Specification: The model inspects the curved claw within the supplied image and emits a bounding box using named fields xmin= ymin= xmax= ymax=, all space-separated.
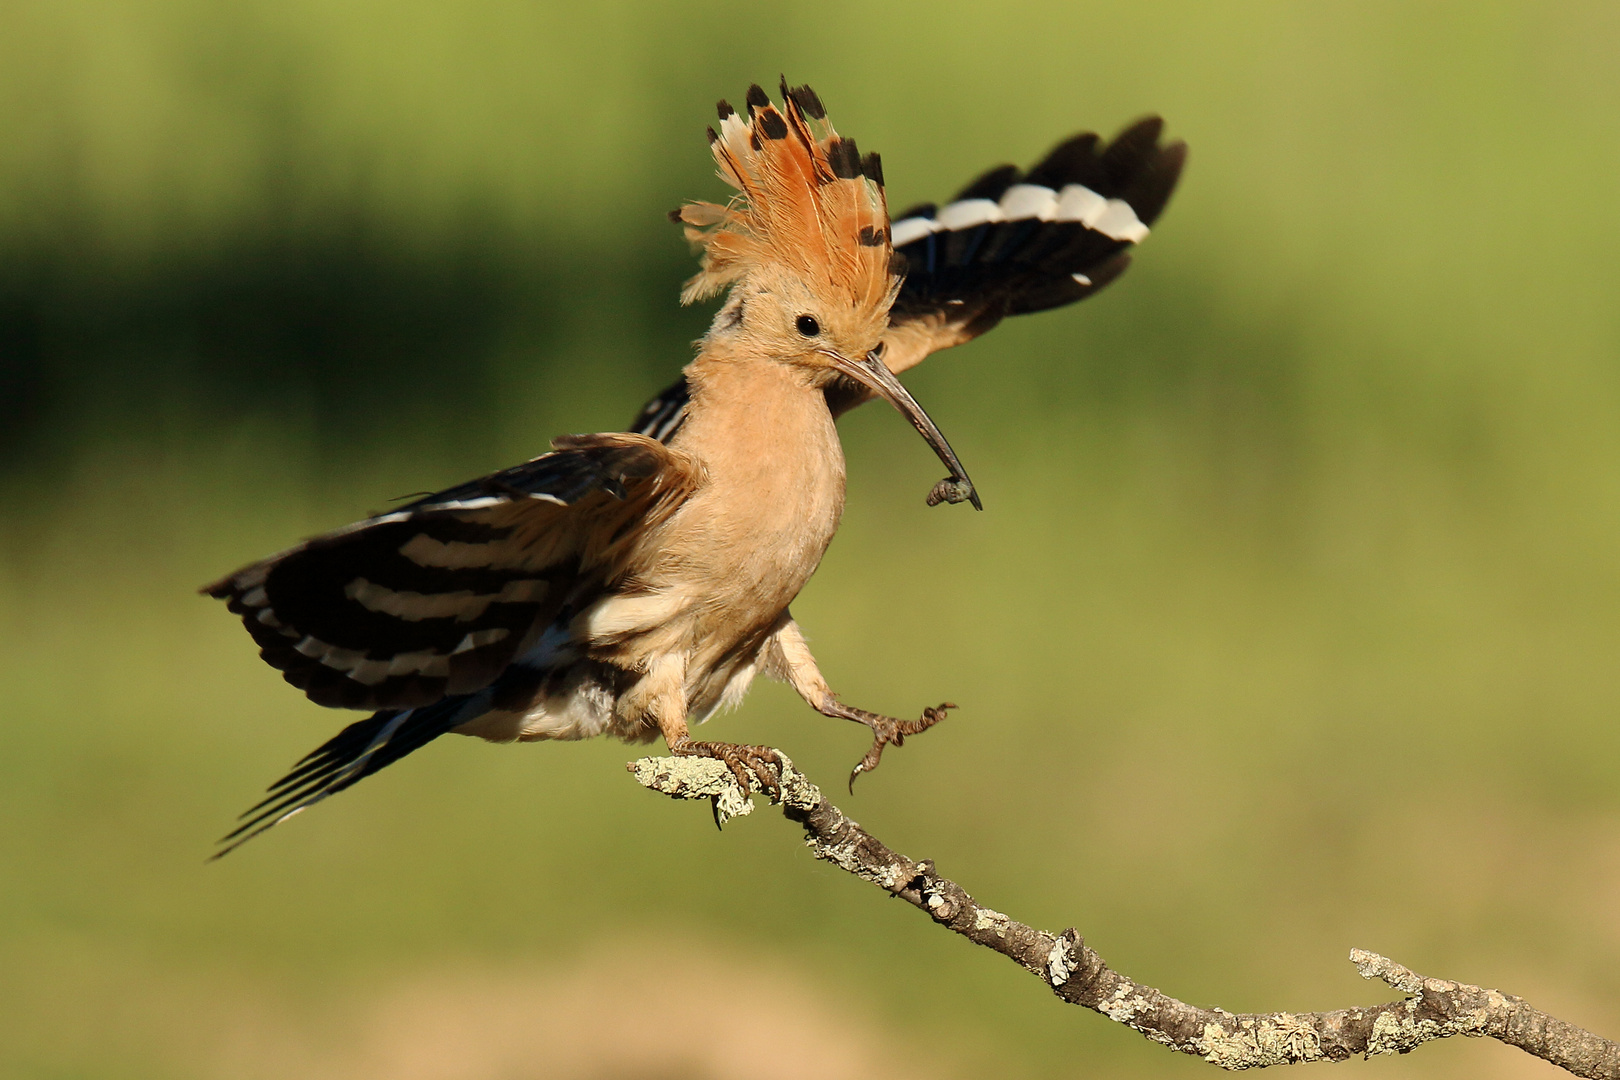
xmin=847 ymin=703 xmax=956 ymax=793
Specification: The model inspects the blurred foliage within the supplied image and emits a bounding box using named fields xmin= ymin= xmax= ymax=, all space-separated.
xmin=4 ymin=1 xmax=1620 ymax=1077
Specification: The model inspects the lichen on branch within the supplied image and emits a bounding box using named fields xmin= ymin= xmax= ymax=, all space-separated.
xmin=629 ymin=750 xmax=1620 ymax=1078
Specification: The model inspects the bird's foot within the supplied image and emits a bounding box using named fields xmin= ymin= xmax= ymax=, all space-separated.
xmin=838 ymin=702 xmax=956 ymax=791
xmin=672 ymin=740 xmax=783 ymax=800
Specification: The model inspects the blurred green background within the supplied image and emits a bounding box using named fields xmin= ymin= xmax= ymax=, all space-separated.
xmin=4 ymin=2 xmax=1620 ymax=1077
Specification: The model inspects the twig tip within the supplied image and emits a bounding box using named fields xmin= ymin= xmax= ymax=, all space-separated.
xmin=1349 ymin=949 xmax=1424 ymax=995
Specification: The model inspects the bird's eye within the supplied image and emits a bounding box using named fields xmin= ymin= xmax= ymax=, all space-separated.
xmin=795 ymin=315 xmax=820 ymax=337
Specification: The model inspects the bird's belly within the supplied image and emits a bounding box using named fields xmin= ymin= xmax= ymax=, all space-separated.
xmin=453 ymin=659 xmax=649 ymax=743
xmin=583 ymin=489 xmax=838 ymax=653
xmin=466 ymin=640 xmax=764 ymax=743
xmin=682 ymin=493 xmax=841 ymax=611
xmin=482 ymin=468 xmax=842 ymax=741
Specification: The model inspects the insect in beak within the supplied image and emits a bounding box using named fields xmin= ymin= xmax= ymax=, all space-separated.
xmin=820 ymin=348 xmax=982 ymax=510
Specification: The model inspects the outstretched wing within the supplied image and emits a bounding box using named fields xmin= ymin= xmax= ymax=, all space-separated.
xmin=883 ymin=115 xmax=1185 ymax=370
xmin=631 ymin=117 xmax=1186 ymax=438
xmin=203 ymin=433 xmax=698 ymax=713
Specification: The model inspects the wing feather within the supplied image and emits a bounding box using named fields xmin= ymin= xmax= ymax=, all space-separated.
xmin=885 ymin=116 xmax=1186 ymax=365
xmin=204 ymin=433 xmax=698 ymax=711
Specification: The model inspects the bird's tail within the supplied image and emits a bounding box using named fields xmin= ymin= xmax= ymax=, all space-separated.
xmin=212 ymin=696 xmax=476 ymax=859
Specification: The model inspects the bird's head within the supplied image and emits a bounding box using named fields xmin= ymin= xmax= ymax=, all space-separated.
xmin=673 ymin=80 xmax=980 ymax=509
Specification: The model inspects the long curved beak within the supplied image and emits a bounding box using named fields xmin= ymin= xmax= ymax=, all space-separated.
xmin=821 ymin=349 xmax=982 ymax=510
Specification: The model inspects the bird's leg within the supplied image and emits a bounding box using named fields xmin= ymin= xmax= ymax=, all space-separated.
xmin=821 ymin=699 xmax=956 ymax=791
xmin=763 ymin=617 xmax=956 ymax=790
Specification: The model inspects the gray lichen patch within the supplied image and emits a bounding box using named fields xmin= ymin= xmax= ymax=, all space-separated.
xmin=1046 ymin=938 xmax=1076 ymax=987
xmin=775 ymin=761 xmax=823 ymax=812
xmin=1364 ymin=1001 xmax=1492 ymax=1058
xmin=629 ymin=756 xmax=732 ymax=797
xmin=1198 ymin=1014 xmax=1325 ymax=1069
xmin=1100 ymin=986 xmax=1153 ymax=1026
xmin=629 ymin=752 xmax=825 ymax=826
xmin=811 ymin=826 xmax=906 ymax=889
xmin=973 ymin=907 xmax=1012 ymax=936
xmin=1366 ymin=1010 xmax=1442 ymax=1057
xmin=629 ymin=756 xmax=755 ymax=823
xmin=1350 ymin=949 xmax=1424 ymax=995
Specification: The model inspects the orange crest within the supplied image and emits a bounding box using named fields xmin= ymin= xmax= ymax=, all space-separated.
xmin=672 ymin=81 xmax=899 ymax=322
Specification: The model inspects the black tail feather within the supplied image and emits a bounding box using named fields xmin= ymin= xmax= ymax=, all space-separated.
xmin=213 ymin=698 xmax=470 ymax=858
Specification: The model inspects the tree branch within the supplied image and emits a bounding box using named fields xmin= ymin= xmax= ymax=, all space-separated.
xmin=629 ymin=752 xmax=1620 ymax=1076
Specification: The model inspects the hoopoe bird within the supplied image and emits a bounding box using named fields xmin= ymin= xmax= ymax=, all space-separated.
xmin=205 ymin=81 xmax=1185 ymax=855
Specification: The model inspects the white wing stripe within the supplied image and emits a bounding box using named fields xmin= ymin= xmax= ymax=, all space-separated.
xmin=1086 ymin=197 xmax=1150 ymax=242
xmin=934 ymin=198 xmax=1004 ymax=230
xmin=891 ymin=183 xmax=1150 ymax=250
xmin=1053 ymin=183 xmax=1107 ymax=224
xmin=890 ymin=216 xmax=937 ymax=247
xmin=998 ymin=183 xmax=1059 ymax=220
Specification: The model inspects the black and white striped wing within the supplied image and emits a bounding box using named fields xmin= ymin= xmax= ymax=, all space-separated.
xmin=630 ymin=117 xmax=1185 ymax=439
xmin=204 ymin=433 xmax=695 ymax=712
xmin=885 ymin=116 xmax=1185 ymax=360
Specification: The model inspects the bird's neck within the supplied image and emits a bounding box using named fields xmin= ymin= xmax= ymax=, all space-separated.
xmin=675 ymin=353 xmax=847 ymax=525
xmin=679 ymin=352 xmax=841 ymax=467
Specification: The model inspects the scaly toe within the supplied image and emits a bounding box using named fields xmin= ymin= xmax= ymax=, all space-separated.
xmin=902 ymin=702 xmax=956 ymax=737
xmin=743 ymin=745 xmax=783 ymax=798
xmin=846 ymin=703 xmax=957 ymax=792
xmin=680 ymin=741 xmax=781 ymax=797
